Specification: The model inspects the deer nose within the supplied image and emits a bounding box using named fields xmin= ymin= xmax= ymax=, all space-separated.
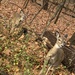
xmin=60 ymin=43 xmax=64 ymax=47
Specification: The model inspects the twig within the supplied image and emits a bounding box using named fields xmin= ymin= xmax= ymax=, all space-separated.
xmin=54 ymin=0 xmax=66 ymax=24
xmin=9 ymin=0 xmax=29 ymax=12
xmin=39 ymin=59 xmax=49 ymax=75
xmin=29 ymin=2 xmax=48 ymax=24
xmin=22 ymin=0 xmax=29 ymax=9
xmin=45 ymin=65 xmax=52 ymax=75
xmin=62 ymin=12 xmax=75 ymax=18
xmin=49 ymin=0 xmax=75 ymax=14
xmin=9 ymin=2 xmax=24 ymax=12
xmin=41 ymin=0 xmax=66 ymax=38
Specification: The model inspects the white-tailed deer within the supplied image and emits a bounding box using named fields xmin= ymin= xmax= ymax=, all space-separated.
xmin=10 ymin=11 xmax=25 ymax=34
xmin=39 ymin=31 xmax=68 ymax=75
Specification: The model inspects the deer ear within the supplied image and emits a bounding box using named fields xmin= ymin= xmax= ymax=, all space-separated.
xmin=55 ymin=31 xmax=60 ymax=38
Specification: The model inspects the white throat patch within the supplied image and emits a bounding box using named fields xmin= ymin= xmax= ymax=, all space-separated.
xmin=55 ymin=44 xmax=60 ymax=49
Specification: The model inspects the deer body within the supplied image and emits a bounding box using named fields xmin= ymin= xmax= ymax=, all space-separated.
xmin=45 ymin=44 xmax=64 ymax=68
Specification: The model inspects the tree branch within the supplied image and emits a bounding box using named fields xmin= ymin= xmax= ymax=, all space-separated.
xmin=54 ymin=0 xmax=66 ymax=24
xmin=41 ymin=0 xmax=66 ymax=37
xmin=29 ymin=2 xmax=48 ymax=24
xmin=22 ymin=0 xmax=29 ymax=9
xmin=49 ymin=0 xmax=75 ymax=14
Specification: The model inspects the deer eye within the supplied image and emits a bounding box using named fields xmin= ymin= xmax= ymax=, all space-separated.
xmin=58 ymin=38 xmax=61 ymax=41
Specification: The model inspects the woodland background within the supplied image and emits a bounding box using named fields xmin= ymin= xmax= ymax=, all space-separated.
xmin=0 ymin=0 xmax=75 ymax=75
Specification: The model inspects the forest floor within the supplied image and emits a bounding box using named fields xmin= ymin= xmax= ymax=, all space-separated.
xmin=0 ymin=0 xmax=75 ymax=75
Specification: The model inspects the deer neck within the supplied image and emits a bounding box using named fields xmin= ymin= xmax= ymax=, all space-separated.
xmin=52 ymin=44 xmax=60 ymax=51
xmin=49 ymin=44 xmax=61 ymax=55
